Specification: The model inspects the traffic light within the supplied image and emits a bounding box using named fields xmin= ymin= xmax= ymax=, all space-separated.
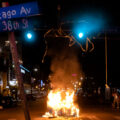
xmin=27 ymin=32 xmax=32 ymax=39
xmin=78 ymin=32 xmax=84 ymax=38
xmin=25 ymin=31 xmax=35 ymax=43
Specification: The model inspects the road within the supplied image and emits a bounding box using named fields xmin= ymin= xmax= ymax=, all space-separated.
xmin=0 ymin=98 xmax=120 ymax=120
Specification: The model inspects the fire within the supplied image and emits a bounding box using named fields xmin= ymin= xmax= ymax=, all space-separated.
xmin=43 ymin=90 xmax=79 ymax=117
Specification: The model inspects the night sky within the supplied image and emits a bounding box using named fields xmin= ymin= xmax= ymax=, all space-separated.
xmin=23 ymin=0 xmax=120 ymax=87
xmin=1 ymin=0 xmax=120 ymax=87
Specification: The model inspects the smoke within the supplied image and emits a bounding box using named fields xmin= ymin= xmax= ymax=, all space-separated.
xmin=49 ymin=45 xmax=84 ymax=89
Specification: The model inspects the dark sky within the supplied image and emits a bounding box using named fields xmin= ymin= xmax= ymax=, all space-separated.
xmin=8 ymin=0 xmax=120 ymax=25
xmin=39 ymin=0 xmax=120 ymax=26
xmin=2 ymin=0 xmax=120 ymax=86
xmin=22 ymin=0 xmax=120 ymax=86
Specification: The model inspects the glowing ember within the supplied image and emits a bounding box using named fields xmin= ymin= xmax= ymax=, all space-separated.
xmin=43 ymin=90 xmax=79 ymax=117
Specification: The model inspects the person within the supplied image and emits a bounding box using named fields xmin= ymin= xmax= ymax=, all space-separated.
xmin=0 ymin=94 xmax=3 ymax=109
xmin=112 ymin=91 xmax=119 ymax=109
xmin=119 ymin=92 xmax=120 ymax=109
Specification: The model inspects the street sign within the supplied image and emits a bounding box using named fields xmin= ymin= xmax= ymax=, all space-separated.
xmin=0 ymin=18 xmax=32 ymax=32
xmin=0 ymin=1 xmax=39 ymax=20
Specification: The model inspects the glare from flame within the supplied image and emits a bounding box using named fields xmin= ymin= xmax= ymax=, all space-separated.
xmin=43 ymin=90 xmax=79 ymax=117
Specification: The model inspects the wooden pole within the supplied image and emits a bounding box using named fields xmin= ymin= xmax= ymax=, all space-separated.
xmin=9 ymin=32 xmax=31 ymax=120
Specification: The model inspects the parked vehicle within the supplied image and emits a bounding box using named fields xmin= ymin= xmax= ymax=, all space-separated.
xmin=1 ymin=96 xmax=13 ymax=108
xmin=0 ymin=95 xmax=18 ymax=108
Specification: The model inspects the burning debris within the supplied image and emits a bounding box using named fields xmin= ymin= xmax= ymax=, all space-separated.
xmin=42 ymin=89 xmax=79 ymax=118
xmin=42 ymin=34 xmax=84 ymax=119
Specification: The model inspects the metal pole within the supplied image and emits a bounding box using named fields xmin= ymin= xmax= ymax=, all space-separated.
xmin=31 ymin=75 xmax=32 ymax=95
xmin=105 ymin=34 xmax=111 ymax=100
xmin=2 ymin=2 xmax=31 ymax=120
xmin=105 ymin=33 xmax=108 ymax=87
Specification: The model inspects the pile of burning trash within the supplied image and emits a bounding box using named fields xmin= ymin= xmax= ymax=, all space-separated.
xmin=42 ymin=89 xmax=79 ymax=118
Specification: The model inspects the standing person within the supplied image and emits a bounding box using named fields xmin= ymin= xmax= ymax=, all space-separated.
xmin=118 ymin=92 xmax=120 ymax=109
xmin=112 ymin=91 xmax=119 ymax=109
xmin=0 ymin=94 xmax=3 ymax=109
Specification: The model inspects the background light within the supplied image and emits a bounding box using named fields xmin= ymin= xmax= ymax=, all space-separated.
xmin=25 ymin=31 xmax=35 ymax=43
xmin=78 ymin=33 xmax=83 ymax=38
xmin=27 ymin=33 xmax=32 ymax=39
xmin=73 ymin=13 xmax=105 ymax=40
xmin=9 ymin=80 xmax=18 ymax=86
xmin=34 ymin=68 xmax=38 ymax=72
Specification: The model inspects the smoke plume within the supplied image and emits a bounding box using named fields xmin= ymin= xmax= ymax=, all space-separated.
xmin=48 ymin=46 xmax=83 ymax=89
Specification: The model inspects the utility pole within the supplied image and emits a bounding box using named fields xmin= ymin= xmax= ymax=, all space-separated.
xmin=2 ymin=2 xmax=31 ymax=120
xmin=105 ymin=33 xmax=110 ymax=100
xmin=105 ymin=33 xmax=108 ymax=87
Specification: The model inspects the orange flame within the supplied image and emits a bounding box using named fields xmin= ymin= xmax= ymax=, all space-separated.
xmin=43 ymin=90 xmax=79 ymax=117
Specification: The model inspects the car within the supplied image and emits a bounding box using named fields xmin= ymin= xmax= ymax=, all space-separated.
xmin=1 ymin=96 xmax=13 ymax=108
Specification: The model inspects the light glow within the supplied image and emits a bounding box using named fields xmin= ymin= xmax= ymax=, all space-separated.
xmin=27 ymin=33 xmax=32 ymax=39
xmin=78 ymin=33 xmax=83 ymax=38
xmin=43 ymin=90 xmax=79 ymax=117
xmin=9 ymin=80 xmax=18 ymax=86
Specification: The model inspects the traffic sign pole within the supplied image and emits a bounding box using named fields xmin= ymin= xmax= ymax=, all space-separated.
xmin=2 ymin=2 xmax=31 ymax=120
xmin=9 ymin=32 xmax=31 ymax=120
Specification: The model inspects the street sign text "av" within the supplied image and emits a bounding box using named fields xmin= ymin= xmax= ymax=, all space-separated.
xmin=0 ymin=1 xmax=39 ymax=20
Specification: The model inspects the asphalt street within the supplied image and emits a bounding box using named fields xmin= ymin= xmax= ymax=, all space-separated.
xmin=0 ymin=98 xmax=120 ymax=120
